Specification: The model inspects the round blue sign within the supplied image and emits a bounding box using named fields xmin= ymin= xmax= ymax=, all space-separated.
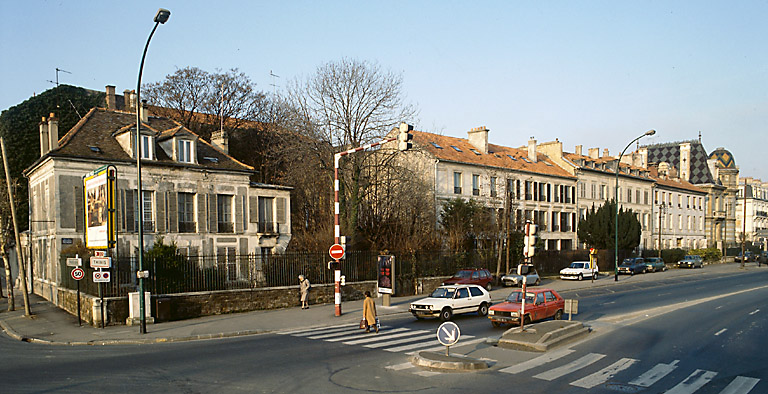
xmin=436 ymin=321 xmax=461 ymax=346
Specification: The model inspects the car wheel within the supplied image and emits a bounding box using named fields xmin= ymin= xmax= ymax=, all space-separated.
xmin=440 ymin=308 xmax=453 ymax=322
xmin=578 ymin=273 xmax=583 ymax=281
xmin=553 ymin=309 xmax=563 ymax=320
xmin=486 ymin=282 xmax=492 ymax=291
xmin=523 ymin=314 xmax=532 ymax=325
xmin=594 ymin=272 xmax=599 ymax=279
xmin=534 ymin=278 xmax=541 ymax=286
xmin=491 ymin=320 xmax=502 ymax=328
xmin=477 ymin=303 xmax=489 ymax=316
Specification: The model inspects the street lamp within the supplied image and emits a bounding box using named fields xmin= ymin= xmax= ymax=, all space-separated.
xmin=136 ymin=8 xmax=170 ymax=334
xmin=614 ymin=129 xmax=656 ymax=281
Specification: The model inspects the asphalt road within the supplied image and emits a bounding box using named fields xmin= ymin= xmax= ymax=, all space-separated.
xmin=2 ymin=267 xmax=767 ymax=393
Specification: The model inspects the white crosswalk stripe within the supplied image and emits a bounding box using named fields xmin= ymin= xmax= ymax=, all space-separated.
xmin=665 ymin=369 xmax=717 ymax=394
xmin=719 ymin=376 xmax=760 ymax=394
xmin=570 ymin=358 xmax=637 ymax=389
xmin=343 ymin=330 xmax=428 ymax=345
xmin=499 ymin=348 xmax=575 ymax=374
xmin=534 ymin=353 xmax=605 ymax=381
xmin=629 ymin=360 xmax=679 ymax=387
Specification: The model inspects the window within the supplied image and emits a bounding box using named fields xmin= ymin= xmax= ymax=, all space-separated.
xmin=627 ymin=188 xmax=632 ymax=203
xmin=655 ymin=191 xmax=659 ymax=204
xmin=490 ymin=177 xmax=497 ymax=197
xmin=545 ymin=291 xmax=556 ymax=302
xmin=217 ymin=195 xmax=234 ymax=233
xmin=469 ymin=148 xmax=481 ymax=155
xmin=600 ymin=185 xmax=606 ymax=200
xmin=469 ymin=287 xmax=483 ymax=297
xmin=140 ymin=134 xmax=152 ymax=159
xmin=450 ymin=145 xmax=462 ymax=152
xmin=536 ymin=293 xmax=545 ymax=304
xmin=258 ymin=197 xmax=276 ymax=233
xmin=453 ymin=172 xmax=462 ymax=194
xmin=678 ymin=214 xmax=682 ymax=230
xmin=178 ymin=192 xmax=196 ymax=232
xmin=472 ymin=174 xmax=480 ymax=196
xmin=591 ymin=183 xmax=596 ymax=199
xmin=132 ymin=190 xmax=154 ymax=232
xmin=456 ymin=288 xmax=469 ymax=298
xmin=644 ymin=191 xmax=649 ymax=205
xmin=636 ymin=190 xmax=641 ymax=204
xmin=178 ymin=139 xmax=192 ymax=163
xmin=430 ymin=142 xmax=443 ymax=149
xmin=579 ymin=182 xmax=586 ymax=198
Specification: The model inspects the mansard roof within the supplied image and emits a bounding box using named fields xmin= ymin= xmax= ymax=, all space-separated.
xmin=641 ymin=140 xmax=716 ymax=185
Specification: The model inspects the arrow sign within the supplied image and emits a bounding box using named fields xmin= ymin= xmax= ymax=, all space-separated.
xmin=436 ymin=321 xmax=461 ymax=346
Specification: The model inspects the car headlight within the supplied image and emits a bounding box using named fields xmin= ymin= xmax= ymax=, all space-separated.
xmin=511 ymin=312 xmax=519 ymax=317
xmin=489 ymin=310 xmax=495 ymax=315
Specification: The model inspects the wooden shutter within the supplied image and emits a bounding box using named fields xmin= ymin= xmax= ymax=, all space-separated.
xmin=249 ymin=196 xmax=258 ymax=223
xmin=155 ymin=191 xmax=166 ymax=233
xmin=276 ymin=197 xmax=286 ymax=224
xmin=168 ymin=192 xmax=178 ymax=233
xmin=197 ymin=193 xmax=207 ymax=233
xmin=125 ymin=190 xmax=135 ymax=232
xmin=74 ymin=184 xmax=84 ymax=233
xmin=208 ymin=194 xmax=217 ymax=233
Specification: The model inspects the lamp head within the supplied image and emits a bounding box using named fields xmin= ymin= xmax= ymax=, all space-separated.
xmin=645 ymin=129 xmax=656 ymax=136
xmin=154 ymin=8 xmax=171 ymax=24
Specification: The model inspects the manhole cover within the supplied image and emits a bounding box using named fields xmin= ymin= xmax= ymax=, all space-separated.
xmin=604 ymin=383 xmax=643 ymax=393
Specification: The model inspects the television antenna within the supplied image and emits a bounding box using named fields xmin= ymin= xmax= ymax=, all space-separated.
xmin=269 ymin=70 xmax=280 ymax=97
xmin=46 ymin=67 xmax=72 ymax=87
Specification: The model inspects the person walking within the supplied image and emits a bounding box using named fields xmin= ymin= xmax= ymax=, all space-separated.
xmin=299 ymin=275 xmax=310 ymax=309
xmin=362 ymin=291 xmax=378 ymax=333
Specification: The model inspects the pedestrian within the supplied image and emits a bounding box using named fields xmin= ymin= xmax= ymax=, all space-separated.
xmin=299 ymin=274 xmax=310 ymax=309
xmin=362 ymin=290 xmax=378 ymax=333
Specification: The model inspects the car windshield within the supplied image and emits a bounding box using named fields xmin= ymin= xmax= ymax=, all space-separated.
xmin=430 ymin=287 xmax=456 ymax=298
xmin=621 ymin=259 xmax=635 ymax=265
xmin=569 ymin=263 xmax=585 ymax=269
xmin=506 ymin=291 xmax=536 ymax=303
xmin=453 ymin=270 xmax=472 ymax=278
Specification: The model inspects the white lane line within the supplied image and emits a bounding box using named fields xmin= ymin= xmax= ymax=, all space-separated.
xmin=404 ymin=337 xmax=484 ymax=354
xmin=533 ymin=353 xmax=605 ymax=381
xmin=342 ymin=329 xmax=425 ymax=345
xmin=715 ymin=329 xmax=728 ymax=336
xmin=665 ymin=369 xmax=717 ymax=394
xmin=386 ymin=362 xmax=414 ymax=371
xmin=629 ymin=360 xmax=679 ymax=387
xmin=414 ymin=371 xmax=442 ymax=377
xmin=500 ymin=348 xmax=575 ymax=374
xmin=571 ymin=358 xmax=638 ymax=389
xmin=278 ymin=323 xmax=359 ymax=335
xmin=323 ymin=327 xmax=408 ymax=342
xmin=719 ymin=376 xmax=760 ymax=394
xmin=604 ymin=301 xmax=616 ymax=305
xmin=364 ymin=333 xmax=435 ymax=348
xmin=749 ymin=309 xmax=760 ymax=315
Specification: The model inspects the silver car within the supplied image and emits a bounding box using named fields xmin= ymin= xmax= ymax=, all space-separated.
xmin=501 ymin=265 xmax=541 ymax=287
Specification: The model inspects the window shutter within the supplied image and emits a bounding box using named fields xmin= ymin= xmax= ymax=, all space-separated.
xmin=249 ymin=196 xmax=258 ymax=223
xmin=209 ymin=194 xmax=217 ymax=233
xmin=126 ymin=190 xmax=135 ymax=232
xmin=276 ymin=197 xmax=286 ymax=224
xmin=156 ymin=191 xmax=166 ymax=233
xmin=197 ymin=193 xmax=207 ymax=233
xmin=74 ymin=184 xmax=84 ymax=233
xmin=235 ymin=194 xmax=244 ymax=234
xmin=168 ymin=192 xmax=178 ymax=233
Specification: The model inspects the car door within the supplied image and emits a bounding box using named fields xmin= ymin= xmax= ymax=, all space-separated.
xmin=532 ymin=293 xmax=545 ymax=320
xmin=453 ymin=287 xmax=472 ymax=313
xmin=544 ymin=291 xmax=558 ymax=317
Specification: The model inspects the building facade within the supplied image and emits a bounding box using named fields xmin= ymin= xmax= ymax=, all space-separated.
xmin=737 ymin=177 xmax=768 ymax=248
xmin=649 ymin=163 xmax=707 ymax=250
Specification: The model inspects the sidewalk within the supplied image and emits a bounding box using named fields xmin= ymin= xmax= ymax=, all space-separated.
xmin=0 ymin=262 xmax=756 ymax=346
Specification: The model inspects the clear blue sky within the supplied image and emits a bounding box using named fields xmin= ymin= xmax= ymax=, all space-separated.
xmin=2 ymin=0 xmax=766 ymax=180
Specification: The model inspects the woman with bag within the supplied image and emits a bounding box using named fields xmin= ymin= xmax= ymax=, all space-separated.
xmin=299 ymin=275 xmax=310 ymax=309
xmin=362 ymin=291 xmax=378 ymax=333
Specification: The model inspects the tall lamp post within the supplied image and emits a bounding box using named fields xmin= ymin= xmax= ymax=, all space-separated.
xmin=136 ymin=8 xmax=170 ymax=334
xmin=614 ymin=129 xmax=656 ymax=281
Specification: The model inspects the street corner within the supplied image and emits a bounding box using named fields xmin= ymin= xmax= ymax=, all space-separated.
xmin=410 ymin=351 xmax=491 ymax=372
xmin=496 ymin=320 xmax=590 ymax=352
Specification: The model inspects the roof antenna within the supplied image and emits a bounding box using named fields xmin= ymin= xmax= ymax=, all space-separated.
xmin=698 ymin=131 xmax=701 ymax=144
xmin=269 ymin=70 xmax=280 ymax=97
xmin=46 ymin=67 xmax=72 ymax=87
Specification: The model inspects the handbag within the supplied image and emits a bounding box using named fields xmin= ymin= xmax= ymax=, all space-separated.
xmin=375 ymin=317 xmax=380 ymax=330
xmin=359 ymin=318 xmax=367 ymax=329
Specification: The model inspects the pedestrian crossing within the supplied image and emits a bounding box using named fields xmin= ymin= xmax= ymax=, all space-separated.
xmin=277 ymin=323 xmax=485 ymax=355
xmin=502 ymin=349 xmax=760 ymax=394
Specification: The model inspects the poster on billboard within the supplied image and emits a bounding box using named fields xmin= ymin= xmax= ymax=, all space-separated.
xmin=84 ymin=166 xmax=116 ymax=249
xmin=377 ymin=255 xmax=394 ymax=294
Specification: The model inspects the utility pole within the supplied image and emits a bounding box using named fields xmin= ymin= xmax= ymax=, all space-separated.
xmin=658 ymin=203 xmax=664 ymax=258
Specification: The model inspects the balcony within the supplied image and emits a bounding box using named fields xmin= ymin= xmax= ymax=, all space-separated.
xmin=258 ymin=221 xmax=277 ymax=234
xmin=217 ymin=222 xmax=234 ymax=233
xmin=178 ymin=221 xmax=196 ymax=233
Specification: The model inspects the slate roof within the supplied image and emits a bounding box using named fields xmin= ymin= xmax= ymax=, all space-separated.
xmin=647 ymin=166 xmax=707 ymax=195
xmin=563 ymin=152 xmax=653 ymax=181
xmin=26 ymin=107 xmax=254 ymax=174
xmin=641 ymin=140 xmax=716 ymax=185
xmin=412 ymin=131 xmax=575 ymax=180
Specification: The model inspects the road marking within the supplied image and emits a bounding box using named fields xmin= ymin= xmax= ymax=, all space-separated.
xmin=629 ymin=360 xmax=679 ymax=387
xmin=571 ymin=358 xmax=638 ymax=389
xmin=499 ymin=348 xmax=575 ymax=374
xmin=716 ymin=306 xmax=723 ymax=310
xmin=665 ymin=369 xmax=717 ymax=394
xmin=323 ymin=327 xmax=409 ymax=342
xmin=715 ymin=329 xmax=728 ymax=336
xmin=533 ymin=353 xmax=605 ymax=381
xmin=749 ymin=309 xmax=759 ymax=315
xmin=400 ymin=336 xmax=483 ymax=354
xmin=278 ymin=323 xmax=359 ymax=335
xmin=386 ymin=362 xmax=414 ymax=371
xmin=604 ymin=301 xmax=616 ymax=305
xmin=341 ymin=329 xmax=426 ymax=345
xmin=719 ymin=376 xmax=760 ymax=394
xmin=364 ymin=333 xmax=435 ymax=348
xmin=414 ymin=370 xmax=443 ymax=377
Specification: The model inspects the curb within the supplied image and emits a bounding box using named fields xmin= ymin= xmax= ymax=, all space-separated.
xmin=496 ymin=321 xmax=589 ymax=352
xmin=410 ymin=351 xmax=490 ymax=371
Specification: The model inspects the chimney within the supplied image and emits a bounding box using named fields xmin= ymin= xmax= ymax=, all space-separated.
xmin=588 ymin=148 xmax=599 ymax=159
xmin=467 ymin=126 xmax=489 ymax=154
xmin=527 ymin=137 xmax=537 ymax=163
xmin=659 ymin=162 xmax=670 ymax=179
xmin=39 ymin=116 xmax=50 ymax=156
xmin=106 ymin=85 xmax=116 ymax=110
xmin=603 ymin=148 xmax=610 ymax=158
xmin=140 ymin=100 xmax=149 ymax=123
xmin=211 ymin=130 xmax=229 ymax=154
xmin=575 ymin=145 xmax=583 ymax=156
xmin=48 ymin=113 xmax=59 ymax=151
xmin=680 ymin=142 xmax=691 ymax=182
xmin=124 ymin=89 xmax=136 ymax=112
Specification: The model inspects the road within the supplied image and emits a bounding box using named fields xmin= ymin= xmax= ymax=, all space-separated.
xmin=1 ymin=266 xmax=766 ymax=393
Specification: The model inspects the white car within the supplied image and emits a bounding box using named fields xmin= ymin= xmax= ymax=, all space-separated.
xmin=560 ymin=261 xmax=599 ymax=280
xmin=408 ymin=284 xmax=492 ymax=321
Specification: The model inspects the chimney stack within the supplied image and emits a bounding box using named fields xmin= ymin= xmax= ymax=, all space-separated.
xmin=211 ymin=130 xmax=229 ymax=154
xmin=527 ymin=137 xmax=537 ymax=163
xmin=588 ymin=148 xmax=599 ymax=159
xmin=467 ymin=126 xmax=489 ymax=154
xmin=140 ymin=100 xmax=149 ymax=123
xmin=39 ymin=116 xmax=50 ymax=156
xmin=106 ymin=85 xmax=116 ymax=110
xmin=48 ymin=113 xmax=59 ymax=151
xmin=575 ymin=145 xmax=583 ymax=156
xmin=603 ymin=148 xmax=610 ymax=158
xmin=124 ymin=89 xmax=136 ymax=112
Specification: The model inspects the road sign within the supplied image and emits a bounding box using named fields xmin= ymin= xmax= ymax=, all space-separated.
xmin=93 ymin=271 xmax=111 ymax=283
xmin=71 ymin=267 xmax=85 ymax=281
xmin=90 ymin=256 xmax=111 ymax=269
xmin=436 ymin=321 xmax=461 ymax=347
xmin=94 ymin=250 xmax=106 ymax=257
xmin=66 ymin=257 xmax=82 ymax=267
xmin=329 ymin=243 xmax=345 ymax=260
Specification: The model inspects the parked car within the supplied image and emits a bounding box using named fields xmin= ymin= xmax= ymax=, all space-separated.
xmin=644 ymin=257 xmax=667 ymax=272
xmin=442 ymin=268 xmax=494 ymax=290
xmin=677 ymin=255 xmax=703 ymax=268
xmin=501 ymin=264 xmax=541 ymax=287
xmin=488 ymin=288 xmax=565 ymax=327
xmin=735 ymin=251 xmax=753 ymax=262
xmin=618 ymin=258 xmax=646 ymax=275
xmin=409 ymin=284 xmax=492 ymax=321
xmin=560 ymin=261 xmax=599 ymax=280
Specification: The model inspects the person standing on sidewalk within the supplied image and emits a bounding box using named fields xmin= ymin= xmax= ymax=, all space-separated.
xmin=299 ymin=275 xmax=311 ymax=309
xmin=362 ymin=291 xmax=378 ymax=333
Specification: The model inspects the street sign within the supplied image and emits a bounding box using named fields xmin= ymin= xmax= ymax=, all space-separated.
xmin=565 ymin=299 xmax=579 ymax=314
xmin=66 ymin=257 xmax=82 ymax=267
xmin=90 ymin=256 xmax=111 ymax=269
xmin=94 ymin=250 xmax=106 ymax=257
xmin=93 ymin=271 xmax=111 ymax=283
xmin=71 ymin=267 xmax=85 ymax=281
xmin=329 ymin=243 xmax=345 ymax=260
xmin=436 ymin=321 xmax=461 ymax=347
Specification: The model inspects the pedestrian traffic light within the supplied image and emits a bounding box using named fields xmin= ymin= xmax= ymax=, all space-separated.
xmin=523 ymin=222 xmax=538 ymax=258
xmin=398 ymin=122 xmax=414 ymax=151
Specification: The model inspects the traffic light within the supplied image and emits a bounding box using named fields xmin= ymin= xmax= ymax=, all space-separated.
xmin=523 ymin=222 xmax=538 ymax=258
xmin=398 ymin=122 xmax=414 ymax=151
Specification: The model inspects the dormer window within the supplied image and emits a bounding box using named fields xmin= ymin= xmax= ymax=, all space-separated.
xmin=178 ymin=139 xmax=192 ymax=163
xmin=140 ymin=134 xmax=153 ymax=159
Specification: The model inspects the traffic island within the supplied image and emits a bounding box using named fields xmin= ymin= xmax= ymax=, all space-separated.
xmin=494 ymin=320 xmax=589 ymax=352
xmin=410 ymin=351 xmax=490 ymax=371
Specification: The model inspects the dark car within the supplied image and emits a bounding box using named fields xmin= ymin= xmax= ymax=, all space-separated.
xmin=443 ymin=268 xmax=494 ymax=291
xmin=644 ymin=257 xmax=667 ymax=272
xmin=735 ymin=251 xmax=753 ymax=262
xmin=677 ymin=255 xmax=703 ymax=268
xmin=618 ymin=258 xmax=646 ymax=275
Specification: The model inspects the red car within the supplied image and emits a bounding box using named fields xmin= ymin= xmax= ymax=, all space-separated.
xmin=488 ymin=288 xmax=565 ymax=327
xmin=442 ymin=268 xmax=494 ymax=291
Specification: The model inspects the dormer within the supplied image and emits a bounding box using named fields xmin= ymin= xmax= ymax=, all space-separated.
xmin=157 ymin=126 xmax=198 ymax=164
xmin=113 ymin=123 xmax=156 ymax=160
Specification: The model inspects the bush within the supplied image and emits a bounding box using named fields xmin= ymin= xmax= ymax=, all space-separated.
xmin=661 ymin=249 xmax=687 ymax=265
xmin=689 ymin=248 xmax=721 ymax=262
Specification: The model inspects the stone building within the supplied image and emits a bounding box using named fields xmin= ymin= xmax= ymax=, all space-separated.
xmin=648 ymin=163 xmax=708 ymax=250
xmin=737 ymin=177 xmax=768 ymax=248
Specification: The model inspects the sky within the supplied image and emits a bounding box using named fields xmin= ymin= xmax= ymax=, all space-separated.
xmin=1 ymin=0 xmax=766 ymax=180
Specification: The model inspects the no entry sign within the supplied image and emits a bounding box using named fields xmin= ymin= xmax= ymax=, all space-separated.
xmin=71 ymin=267 xmax=85 ymax=281
xmin=329 ymin=243 xmax=345 ymax=260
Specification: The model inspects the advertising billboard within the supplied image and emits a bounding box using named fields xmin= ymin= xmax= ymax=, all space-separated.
xmin=377 ymin=255 xmax=394 ymax=294
xmin=84 ymin=166 xmax=116 ymax=249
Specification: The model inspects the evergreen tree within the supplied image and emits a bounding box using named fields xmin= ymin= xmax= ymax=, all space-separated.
xmin=577 ymin=199 xmax=641 ymax=250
